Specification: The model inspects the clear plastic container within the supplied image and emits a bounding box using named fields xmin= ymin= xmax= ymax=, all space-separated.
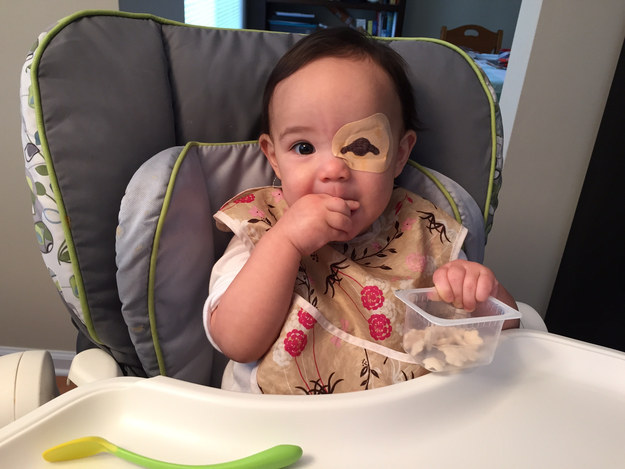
xmin=395 ymin=288 xmax=522 ymax=372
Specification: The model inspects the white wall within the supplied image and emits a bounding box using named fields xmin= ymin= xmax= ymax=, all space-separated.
xmin=0 ymin=0 xmax=118 ymax=352
xmin=486 ymin=0 xmax=624 ymax=315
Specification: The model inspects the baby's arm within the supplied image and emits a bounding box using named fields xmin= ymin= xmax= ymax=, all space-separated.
xmin=432 ymin=259 xmax=519 ymax=329
xmin=209 ymin=193 xmax=360 ymax=363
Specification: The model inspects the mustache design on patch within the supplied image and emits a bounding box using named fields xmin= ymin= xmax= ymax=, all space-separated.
xmin=341 ymin=138 xmax=380 ymax=157
xmin=332 ymin=113 xmax=391 ymax=173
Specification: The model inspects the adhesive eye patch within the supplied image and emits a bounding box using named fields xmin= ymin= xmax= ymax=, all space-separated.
xmin=331 ymin=113 xmax=392 ymax=173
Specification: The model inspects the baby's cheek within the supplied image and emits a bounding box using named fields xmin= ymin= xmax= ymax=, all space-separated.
xmin=281 ymin=178 xmax=311 ymax=206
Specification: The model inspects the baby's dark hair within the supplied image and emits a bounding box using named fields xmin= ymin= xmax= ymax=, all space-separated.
xmin=260 ymin=27 xmax=418 ymax=135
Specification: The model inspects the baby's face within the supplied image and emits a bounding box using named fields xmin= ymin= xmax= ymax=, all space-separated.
xmin=261 ymin=56 xmax=416 ymax=236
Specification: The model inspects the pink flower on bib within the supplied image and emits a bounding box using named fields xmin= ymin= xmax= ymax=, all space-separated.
xmin=297 ymin=309 xmax=316 ymax=330
xmin=360 ymin=285 xmax=384 ymax=310
xmin=284 ymin=329 xmax=307 ymax=357
xmin=368 ymin=314 xmax=392 ymax=341
xmin=234 ymin=193 xmax=255 ymax=204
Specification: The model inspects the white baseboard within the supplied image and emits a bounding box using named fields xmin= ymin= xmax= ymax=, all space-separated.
xmin=0 ymin=346 xmax=75 ymax=376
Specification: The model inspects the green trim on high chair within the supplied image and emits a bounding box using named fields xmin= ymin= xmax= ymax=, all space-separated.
xmin=147 ymin=143 xmax=196 ymax=375
xmin=29 ymin=21 xmax=98 ymax=344
xmin=406 ymin=160 xmax=462 ymax=224
xmin=149 ymin=141 xmax=258 ymax=375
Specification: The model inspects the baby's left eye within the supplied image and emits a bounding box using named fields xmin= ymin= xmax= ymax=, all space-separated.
xmin=291 ymin=142 xmax=315 ymax=155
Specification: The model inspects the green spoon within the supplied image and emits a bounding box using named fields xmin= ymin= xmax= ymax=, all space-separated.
xmin=43 ymin=436 xmax=302 ymax=469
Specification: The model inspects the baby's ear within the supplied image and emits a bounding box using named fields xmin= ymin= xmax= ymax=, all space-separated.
xmin=393 ymin=130 xmax=417 ymax=177
xmin=259 ymin=134 xmax=281 ymax=179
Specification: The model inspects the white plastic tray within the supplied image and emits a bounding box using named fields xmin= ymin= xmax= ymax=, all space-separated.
xmin=1 ymin=330 xmax=624 ymax=468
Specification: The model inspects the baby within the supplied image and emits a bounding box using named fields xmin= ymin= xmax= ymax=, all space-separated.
xmin=204 ymin=27 xmax=518 ymax=394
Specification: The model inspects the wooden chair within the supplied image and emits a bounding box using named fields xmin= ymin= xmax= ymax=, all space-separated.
xmin=440 ymin=24 xmax=503 ymax=54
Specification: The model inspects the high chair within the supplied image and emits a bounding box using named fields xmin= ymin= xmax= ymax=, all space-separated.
xmin=8 ymin=10 xmax=547 ymax=424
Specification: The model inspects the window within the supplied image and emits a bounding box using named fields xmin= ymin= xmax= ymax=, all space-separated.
xmin=184 ymin=0 xmax=244 ymax=28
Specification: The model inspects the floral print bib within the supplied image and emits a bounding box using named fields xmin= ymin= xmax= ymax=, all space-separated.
xmin=215 ymin=187 xmax=467 ymax=394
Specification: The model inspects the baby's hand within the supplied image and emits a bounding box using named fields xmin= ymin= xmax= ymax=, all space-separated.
xmin=277 ymin=193 xmax=360 ymax=256
xmin=432 ymin=260 xmax=498 ymax=312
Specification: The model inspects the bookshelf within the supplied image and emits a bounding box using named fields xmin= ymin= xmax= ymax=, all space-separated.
xmin=246 ymin=1 xmax=406 ymax=37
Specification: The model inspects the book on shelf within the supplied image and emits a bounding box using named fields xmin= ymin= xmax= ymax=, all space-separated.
xmin=268 ymin=4 xmax=400 ymax=37
xmin=268 ymin=19 xmax=319 ymax=34
xmin=329 ymin=5 xmax=398 ymax=37
xmin=274 ymin=11 xmax=315 ymax=20
xmin=355 ymin=18 xmax=367 ymax=32
xmin=269 ymin=10 xmax=318 ymax=34
xmin=366 ymin=11 xmax=397 ymax=37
